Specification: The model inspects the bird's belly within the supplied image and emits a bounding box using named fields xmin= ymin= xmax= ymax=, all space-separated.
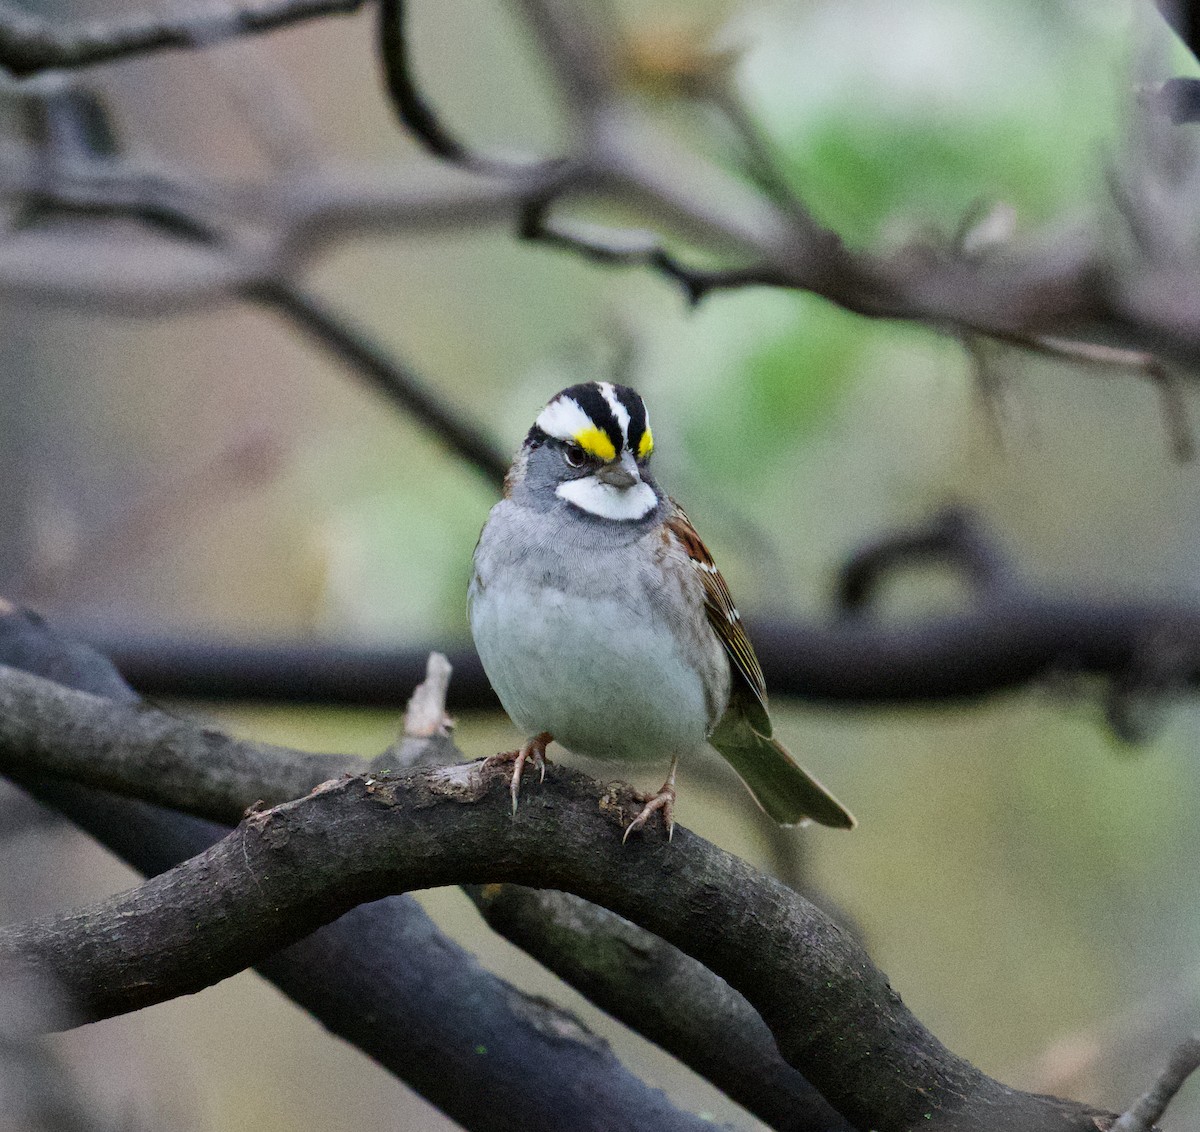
xmin=469 ymin=581 xmax=710 ymax=762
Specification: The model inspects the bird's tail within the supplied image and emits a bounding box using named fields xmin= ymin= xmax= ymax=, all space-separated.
xmin=710 ymin=710 xmax=855 ymax=829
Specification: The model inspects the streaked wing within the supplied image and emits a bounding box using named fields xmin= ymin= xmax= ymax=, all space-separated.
xmin=664 ymin=503 xmax=770 ymax=730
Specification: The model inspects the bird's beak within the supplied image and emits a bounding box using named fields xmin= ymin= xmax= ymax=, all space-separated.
xmin=596 ymin=454 xmax=640 ymax=490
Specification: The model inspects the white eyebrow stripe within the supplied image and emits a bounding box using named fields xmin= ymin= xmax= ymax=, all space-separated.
xmin=597 ymin=382 xmax=630 ymax=448
xmin=536 ymin=395 xmax=595 ymax=442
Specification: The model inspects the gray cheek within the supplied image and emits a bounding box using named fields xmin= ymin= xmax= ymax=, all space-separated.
xmin=510 ymin=445 xmax=576 ymax=510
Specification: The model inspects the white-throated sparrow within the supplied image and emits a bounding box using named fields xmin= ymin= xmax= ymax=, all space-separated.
xmin=469 ymin=381 xmax=854 ymax=838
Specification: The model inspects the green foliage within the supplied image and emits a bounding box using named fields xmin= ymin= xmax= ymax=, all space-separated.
xmin=793 ymin=112 xmax=1090 ymax=246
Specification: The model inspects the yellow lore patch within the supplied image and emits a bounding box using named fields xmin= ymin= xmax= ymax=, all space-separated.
xmin=638 ymin=426 xmax=654 ymax=460
xmin=575 ymin=426 xmax=617 ymax=462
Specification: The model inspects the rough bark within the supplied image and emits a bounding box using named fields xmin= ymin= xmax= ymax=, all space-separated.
xmin=0 ymin=752 xmax=1115 ymax=1132
xmin=0 ymin=609 xmax=726 ymax=1132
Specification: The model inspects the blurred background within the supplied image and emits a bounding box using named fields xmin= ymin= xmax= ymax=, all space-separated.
xmin=4 ymin=0 xmax=1200 ymax=1127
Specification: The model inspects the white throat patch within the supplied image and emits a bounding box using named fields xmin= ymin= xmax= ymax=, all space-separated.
xmin=556 ymin=475 xmax=657 ymax=521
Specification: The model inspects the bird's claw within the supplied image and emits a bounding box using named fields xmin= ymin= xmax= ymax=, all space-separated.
xmin=622 ymin=785 xmax=676 ymax=843
xmin=485 ymin=733 xmax=552 ymax=817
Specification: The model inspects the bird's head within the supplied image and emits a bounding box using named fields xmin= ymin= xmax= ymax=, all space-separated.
xmin=506 ymin=381 xmax=660 ymax=521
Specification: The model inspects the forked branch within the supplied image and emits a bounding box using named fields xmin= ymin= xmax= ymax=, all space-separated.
xmin=0 ymin=634 xmax=1114 ymax=1132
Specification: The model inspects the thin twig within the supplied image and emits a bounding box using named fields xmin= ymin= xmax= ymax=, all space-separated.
xmin=249 ymin=279 xmax=510 ymax=487
xmin=376 ymin=0 xmax=480 ymax=166
xmin=1111 ymin=1034 xmax=1200 ymax=1132
xmin=520 ymin=193 xmax=787 ymax=305
xmin=990 ymin=330 xmax=1196 ymax=462
xmin=375 ymin=0 xmax=552 ymax=177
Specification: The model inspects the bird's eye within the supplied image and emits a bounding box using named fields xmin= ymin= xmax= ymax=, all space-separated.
xmin=563 ymin=443 xmax=586 ymax=468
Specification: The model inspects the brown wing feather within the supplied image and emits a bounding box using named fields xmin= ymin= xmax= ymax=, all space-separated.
xmin=664 ymin=503 xmax=771 ymax=733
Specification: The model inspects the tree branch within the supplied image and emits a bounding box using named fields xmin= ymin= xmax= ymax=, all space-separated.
xmin=0 ymin=128 xmax=554 ymax=312
xmin=3 ymin=5 xmax=1199 ymax=441
xmin=0 ymin=0 xmax=365 ymax=76
xmin=1111 ymin=1032 xmax=1200 ymax=1132
xmin=0 ymin=0 xmax=1151 ymax=390
xmin=72 ymin=580 xmax=1200 ymax=711
xmin=0 ymin=0 xmax=1194 ymax=409
xmin=0 ymin=755 xmax=1114 ymax=1132
xmin=0 ymin=634 xmax=1112 ymax=1132
xmin=0 ymin=660 xmax=355 ymax=823
xmin=376 ymin=0 xmax=475 ymax=165
xmin=375 ymin=0 xmax=549 ymax=175
xmin=249 ymin=280 xmax=510 ymax=488
xmin=467 ymin=883 xmax=853 ymax=1132
xmin=1155 ymin=0 xmax=1200 ymax=61
xmin=373 ymin=0 xmax=1200 ymax=396
xmin=0 ymin=610 xmax=716 ymax=1132
xmin=4 ymin=90 xmax=516 ymax=485
xmin=0 ymin=619 xmax=854 ymax=1132
xmin=835 ymin=508 xmax=1016 ymax=612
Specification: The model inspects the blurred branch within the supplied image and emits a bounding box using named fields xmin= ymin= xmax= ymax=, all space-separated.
xmin=376 ymin=0 xmax=474 ymax=165
xmin=1111 ymin=1033 xmax=1200 ymax=1132
xmin=836 ymin=508 xmax=1016 ymax=613
xmin=69 ymin=505 xmax=1200 ymax=735
xmin=0 ymin=658 xmax=1116 ymax=1132
xmin=0 ymin=971 xmax=134 ymax=1132
xmin=1154 ymin=0 xmax=1200 ymax=60
xmin=1 ymin=5 xmax=1199 ymax=487
xmin=7 ymin=89 xmax=513 ymax=485
xmin=0 ymin=0 xmax=365 ymax=76
xmin=819 ymin=508 xmax=1200 ymax=734
xmin=519 ymin=192 xmax=789 ymax=307
xmin=251 ymin=280 xmax=510 ymax=487
xmin=0 ymin=609 xmax=721 ymax=1132
xmin=6 ymin=0 xmax=1200 ymax=400
xmin=400 ymin=6 xmax=1100 ymax=363
xmin=371 ymin=0 xmax=1200 ymax=398
xmin=376 ymin=0 xmax=552 ymax=176
xmin=0 ymin=147 xmax=555 ymax=310
xmin=971 ymin=331 xmax=1195 ymax=462
xmin=1148 ymin=76 xmax=1200 ymax=123
xmin=80 ymin=625 xmax=491 ymax=705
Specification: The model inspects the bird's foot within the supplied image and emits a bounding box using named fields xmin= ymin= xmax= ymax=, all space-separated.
xmin=623 ymin=757 xmax=678 ymax=843
xmin=485 ymin=732 xmax=553 ymax=816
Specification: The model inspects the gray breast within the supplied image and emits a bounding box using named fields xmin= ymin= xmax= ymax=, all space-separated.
xmin=469 ymin=501 xmax=730 ymax=763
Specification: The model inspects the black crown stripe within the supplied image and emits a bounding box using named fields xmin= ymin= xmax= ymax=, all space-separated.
xmin=610 ymin=383 xmax=648 ymax=457
xmin=557 ymin=382 xmax=623 ymax=458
